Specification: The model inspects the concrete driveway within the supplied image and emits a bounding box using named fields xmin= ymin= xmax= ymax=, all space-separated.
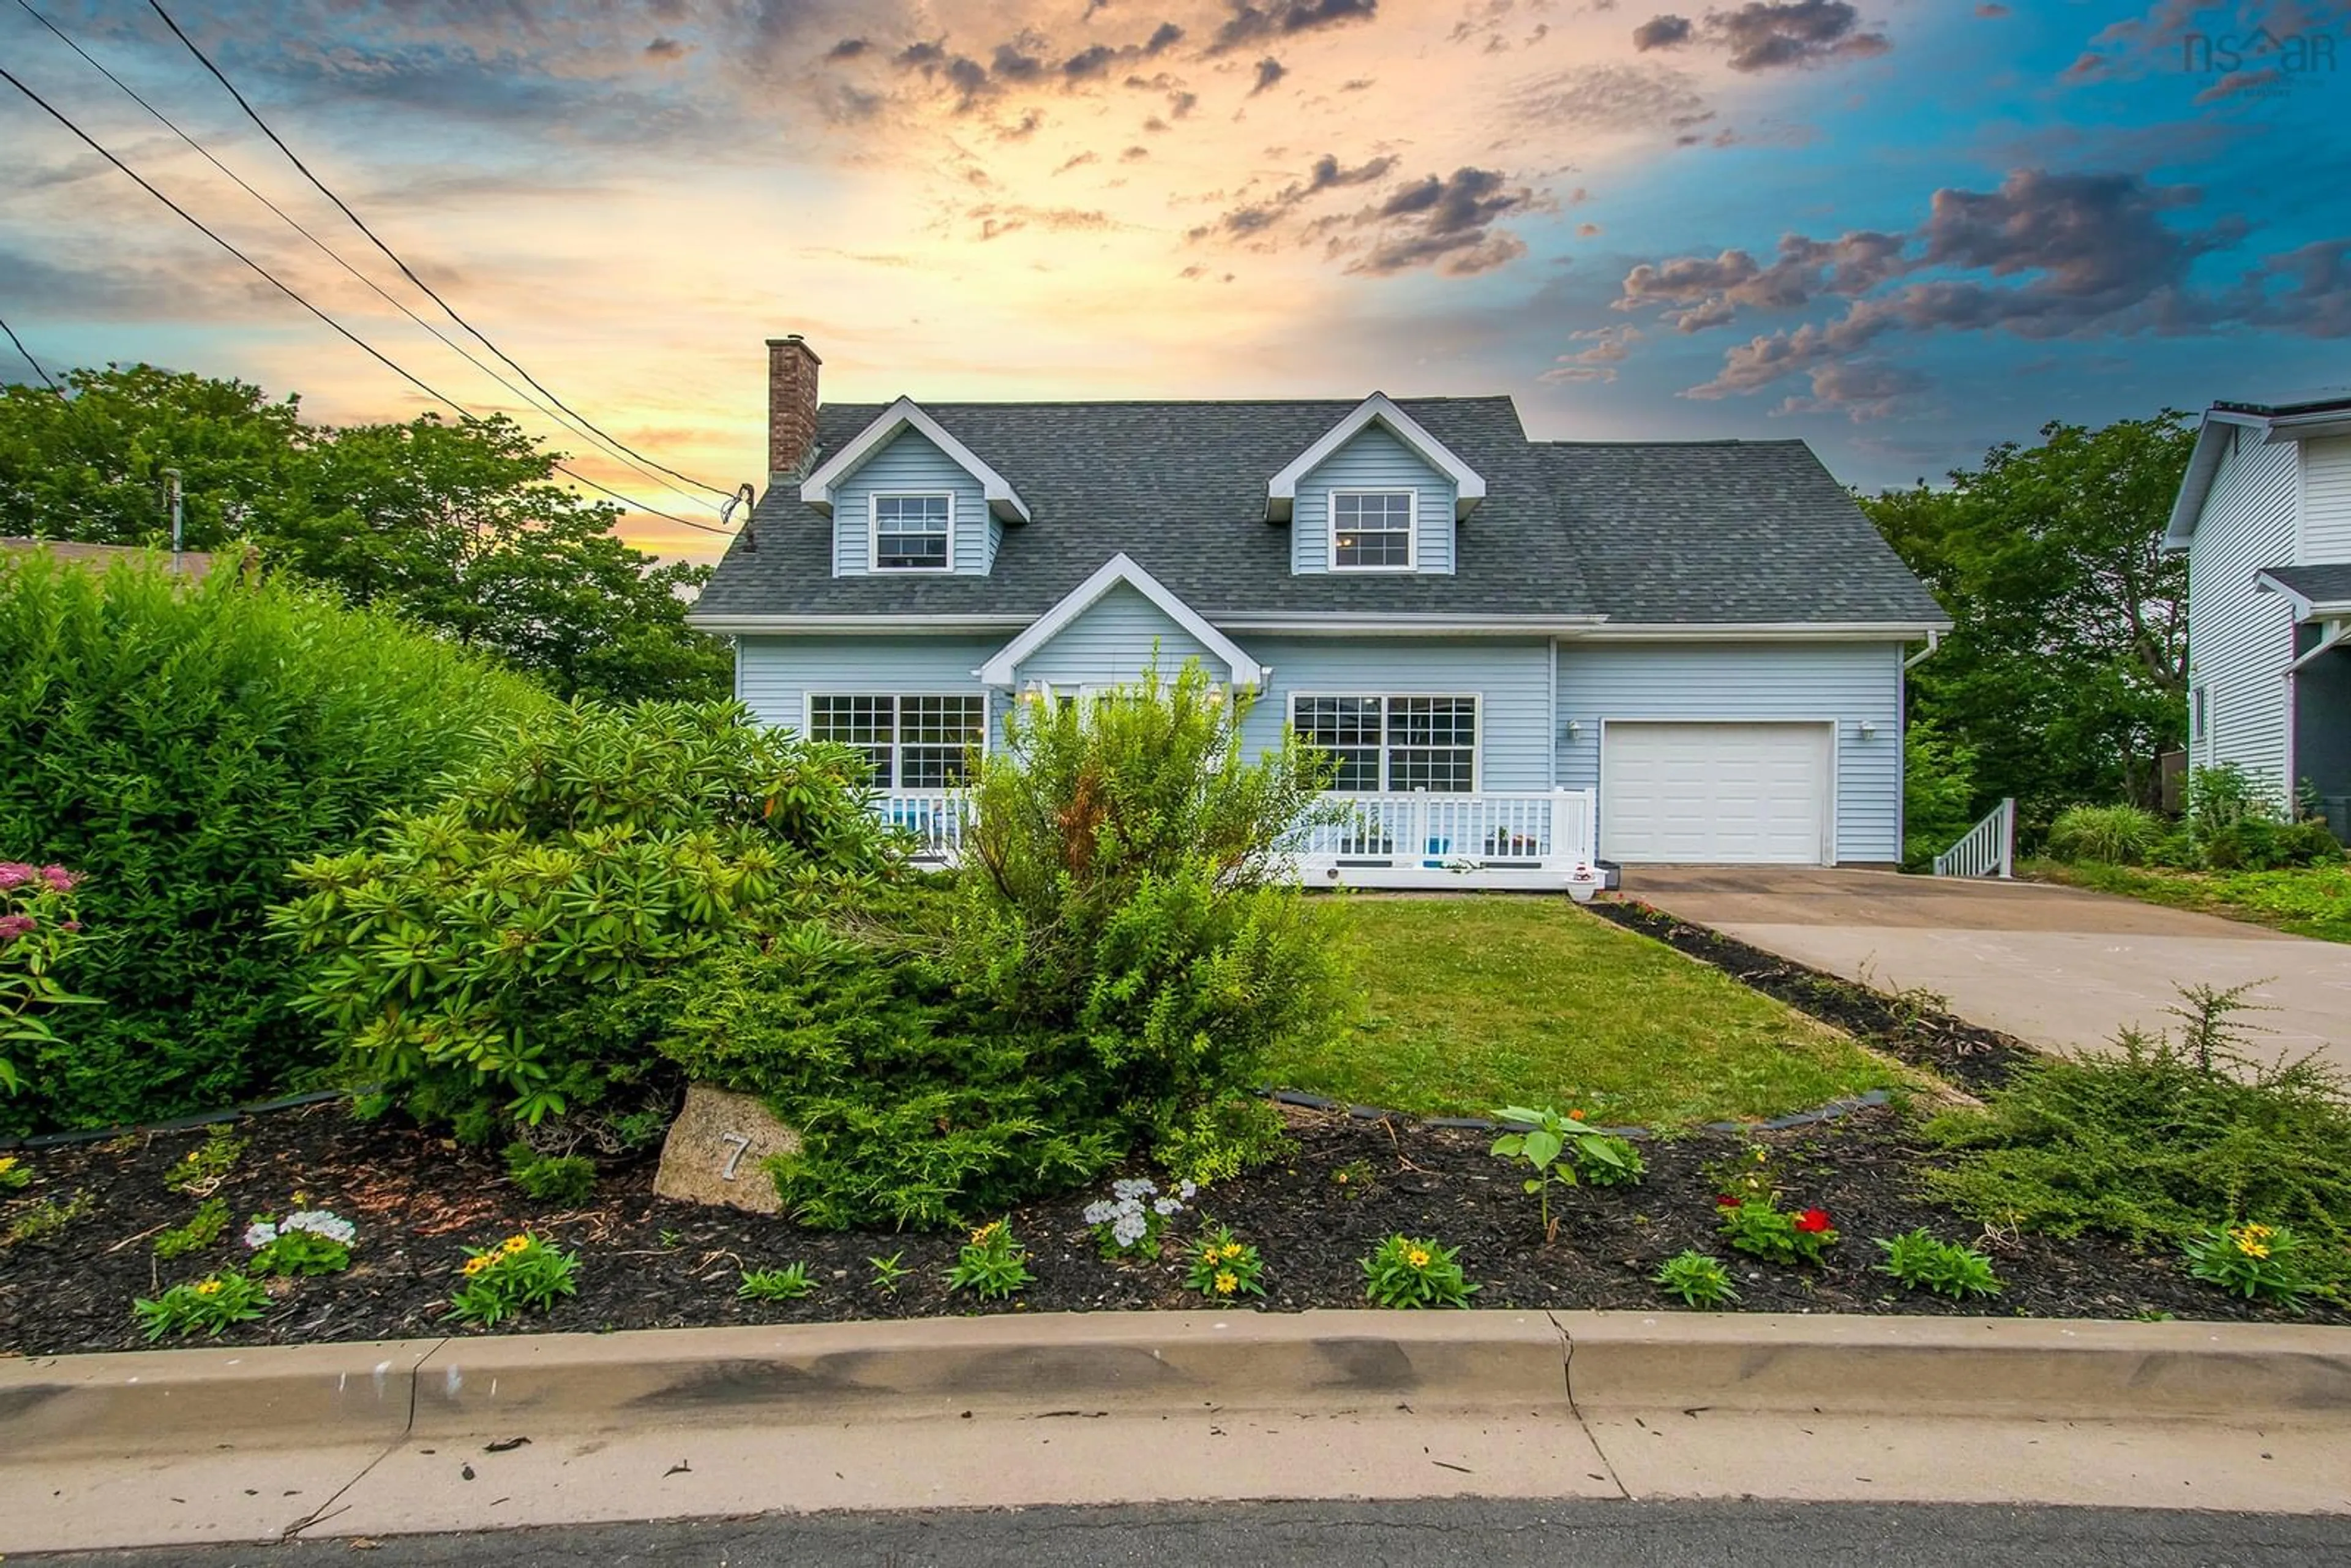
xmin=1624 ymin=866 xmax=2351 ymax=1074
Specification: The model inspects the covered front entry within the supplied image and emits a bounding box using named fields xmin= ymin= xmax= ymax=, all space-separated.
xmin=1599 ymin=720 xmax=1834 ymax=865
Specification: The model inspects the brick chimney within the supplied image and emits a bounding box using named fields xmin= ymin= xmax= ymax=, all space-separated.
xmin=766 ymin=334 xmax=822 ymax=479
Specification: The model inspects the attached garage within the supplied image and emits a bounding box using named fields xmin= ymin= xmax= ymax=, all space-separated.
xmin=1598 ymin=721 xmax=1834 ymax=865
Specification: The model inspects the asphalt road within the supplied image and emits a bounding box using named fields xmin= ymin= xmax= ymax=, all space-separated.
xmin=18 ymin=1499 xmax=2351 ymax=1567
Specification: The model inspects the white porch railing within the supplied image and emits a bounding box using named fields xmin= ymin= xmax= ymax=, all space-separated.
xmin=878 ymin=787 xmax=1605 ymax=898
xmin=1933 ymin=797 xmax=2014 ymax=879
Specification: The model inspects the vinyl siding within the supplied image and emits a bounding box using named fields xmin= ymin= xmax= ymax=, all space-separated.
xmin=735 ymin=633 xmax=1003 ymax=738
xmin=1240 ymin=636 xmax=1554 ymax=791
xmin=1291 ymin=425 xmax=1457 ymax=576
xmin=1554 ymin=641 xmax=1905 ymax=863
xmin=1012 ymin=583 xmax=1228 ymax=687
xmin=2304 ymin=437 xmax=2351 ymax=563
xmin=2186 ymin=431 xmax=2299 ymax=805
xmin=830 ymin=429 xmax=994 ymax=576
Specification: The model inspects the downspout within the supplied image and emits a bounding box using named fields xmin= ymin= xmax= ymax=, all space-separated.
xmin=1902 ymin=628 xmax=1941 ymax=670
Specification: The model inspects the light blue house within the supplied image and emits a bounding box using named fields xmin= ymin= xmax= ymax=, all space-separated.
xmin=688 ymin=336 xmax=1949 ymax=888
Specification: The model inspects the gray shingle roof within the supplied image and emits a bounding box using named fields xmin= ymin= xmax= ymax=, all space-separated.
xmin=693 ymin=396 xmax=1946 ymax=627
xmin=2262 ymin=563 xmax=2351 ymax=607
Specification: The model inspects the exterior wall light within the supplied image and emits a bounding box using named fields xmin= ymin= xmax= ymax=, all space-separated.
xmin=1859 ymin=720 xmax=1878 ymax=740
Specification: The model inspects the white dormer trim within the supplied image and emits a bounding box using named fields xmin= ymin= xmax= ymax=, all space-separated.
xmin=800 ymin=396 xmax=1032 ymax=523
xmin=1266 ymin=393 xmax=1487 ymax=523
xmin=978 ymin=553 xmax=1264 ymax=689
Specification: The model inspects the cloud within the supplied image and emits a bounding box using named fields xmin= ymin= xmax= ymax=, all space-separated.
xmin=1054 ymin=151 xmax=1100 ymax=173
xmin=643 ymin=36 xmax=688 ymax=61
xmin=1208 ymin=0 xmax=1381 ymax=53
xmin=1350 ymin=165 xmax=1532 ymax=275
xmin=1539 ymin=324 xmax=1644 ymax=383
xmin=1771 ymin=359 xmax=1930 ymax=419
xmin=824 ymin=38 xmax=870 ymax=61
xmin=1062 ymin=22 xmax=1184 ymax=78
xmin=1250 ymin=56 xmax=1288 ymax=93
xmin=1632 ymin=14 xmax=1693 ymax=49
xmin=1612 ymin=168 xmax=2297 ymax=399
xmin=1634 ymin=1 xmax=1889 ymax=72
xmin=991 ymin=40 xmax=1049 ymax=84
xmin=1209 ymin=151 xmax=1397 ymax=235
xmin=1508 ymin=64 xmax=1709 ymax=133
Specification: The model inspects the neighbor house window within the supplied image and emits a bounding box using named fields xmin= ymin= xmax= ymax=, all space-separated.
xmin=2191 ymin=685 xmax=2209 ymax=746
xmin=808 ymin=694 xmax=984 ymax=787
xmin=1291 ymin=694 xmax=1477 ymax=791
xmin=872 ymin=493 xmax=951 ymax=571
xmin=1330 ymin=490 xmax=1414 ymax=569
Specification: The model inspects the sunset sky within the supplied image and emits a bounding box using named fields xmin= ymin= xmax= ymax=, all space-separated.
xmin=4 ymin=0 xmax=2347 ymax=560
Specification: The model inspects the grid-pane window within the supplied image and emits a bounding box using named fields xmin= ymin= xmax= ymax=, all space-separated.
xmin=1290 ymin=694 xmax=1475 ymax=792
xmin=809 ymin=695 xmax=983 ymax=786
xmin=1332 ymin=491 xmax=1413 ymax=569
xmin=874 ymin=493 xmax=951 ymax=570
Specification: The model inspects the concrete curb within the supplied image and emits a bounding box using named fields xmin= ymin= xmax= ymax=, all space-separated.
xmin=5 ymin=1311 xmax=2347 ymax=1461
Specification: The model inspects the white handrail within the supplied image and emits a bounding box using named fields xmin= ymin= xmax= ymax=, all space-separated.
xmin=1933 ymin=797 xmax=2014 ymax=879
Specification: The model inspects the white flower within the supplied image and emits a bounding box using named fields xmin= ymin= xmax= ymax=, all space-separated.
xmin=1152 ymin=1197 xmax=1182 ymax=1217
xmin=1111 ymin=1177 xmax=1156 ymax=1201
xmin=242 ymin=1221 xmax=279 ymax=1250
xmin=1177 ymin=1182 xmax=1198 ymax=1200
xmin=1111 ymin=1213 xmax=1147 ymax=1247
xmin=282 ymin=1210 xmax=356 ymax=1245
xmin=1082 ymin=1201 xmax=1116 ymax=1226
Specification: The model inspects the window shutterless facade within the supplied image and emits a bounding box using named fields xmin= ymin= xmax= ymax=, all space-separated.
xmin=871 ymin=492 xmax=953 ymax=571
xmin=1329 ymin=489 xmax=1415 ymax=570
xmin=806 ymin=694 xmax=985 ymax=787
xmin=1289 ymin=694 xmax=1478 ymax=791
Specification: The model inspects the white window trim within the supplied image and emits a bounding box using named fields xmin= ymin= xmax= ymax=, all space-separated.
xmin=1325 ymin=488 xmax=1419 ymax=574
xmin=802 ymin=691 xmax=989 ymax=788
xmin=801 ymin=396 xmax=1032 ymax=522
xmin=1265 ymin=392 xmax=1486 ymax=521
xmin=1288 ymin=690 xmax=1482 ymax=793
xmin=2190 ymin=683 xmax=2210 ymax=748
xmin=868 ymin=490 xmax=956 ymax=574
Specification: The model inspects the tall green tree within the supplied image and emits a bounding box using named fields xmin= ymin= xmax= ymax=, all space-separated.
xmin=0 ymin=365 xmax=730 ymax=704
xmin=1861 ymin=414 xmax=2194 ymax=820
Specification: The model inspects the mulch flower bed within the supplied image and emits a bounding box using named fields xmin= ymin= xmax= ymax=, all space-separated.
xmin=4 ymin=1096 xmax=2338 ymax=1359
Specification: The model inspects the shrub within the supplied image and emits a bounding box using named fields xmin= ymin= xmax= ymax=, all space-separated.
xmin=133 ymin=1272 xmax=270 ymax=1340
xmin=1902 ymin=719 xmax=1981 ymax=869
xmin=1573 ymin=1133 xmax=1646 ymax=1188
xmin=503 ymin=1146 xmax=598 ymax=1206
xmin=2046 ymin=805 xmax=2164 ymax=866
xmin=1653 ymin=1250 xmax=1739 ymax=1309
xmin=0 ymin=862 xmax=93 ymax=1097
xmin=953 ymin=661 xmax=1343 ymax=1163
xmin=450 ymin=1232 xmax=577 ymax=1326
xmin=1362 ymin=1234 xmax=1479 ymax=1308
xmin=154 ymin=1197 xmax=230 ymax=1260
xmin=275 ymin=700 xmax=893 ymax=1142
xmin=1921 ymin=990 xmax=2351 ymax=1274
xmin=738 ymin=1263 xmax=817 ymax=1302
xmin=1185 ymin=1224 xmax=1267 ymax=1299
xmin=946 ymin=1220 xmax=1032 ymax=1300
xmin=1873 ymin=1228 xmax=2003 ymax=1299
xmin=1155 ymin=1096 xmax=1292 ymax=1188
xmin=2181 ymin=1223 xmax=2312 ymax=1308
xmin=0 ymin=553 xmax=547 ymax=1135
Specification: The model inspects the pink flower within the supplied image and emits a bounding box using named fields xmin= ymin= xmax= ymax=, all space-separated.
xmin=39 ymin=865 xmax=75 ymax=893
xmin=0 ymin=914 xmax=35 ymax=943
xmin=61 ymin=920 xmax=81 ymax=933
xmin=0 ymin=865 xmax=36 ymax=890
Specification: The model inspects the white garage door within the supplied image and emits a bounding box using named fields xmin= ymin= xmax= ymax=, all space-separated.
xmin=1600 ymin=721 xmax=1832 ymax=865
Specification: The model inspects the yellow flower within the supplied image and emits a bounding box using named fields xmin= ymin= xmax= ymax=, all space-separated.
xmin=463 ymin=1255 xmax=493 ymax=1277
xmin=1214 ymin=1271 xmax=1239 ymax=1295
xmin=502 ymin=1236 xmax=531 ymax=1255
xmin=193 ymin=1278 xmax=222 ymax=1296
xmin=0 ymin=1157 xmax=17 ymax=1173
xmin=2232 ymin=1224 xmax=2274 ymax=1259
xmin=1222 ymin=1243 xmax=1246 ymax=1261
xmin=1404 ymin=1247 xmax=1432 ymax=1269
xmin=293 ymin=1191 xmax=310 ymax=1206
xmin=970 ymin=1221 xmax=1003 ymax=1245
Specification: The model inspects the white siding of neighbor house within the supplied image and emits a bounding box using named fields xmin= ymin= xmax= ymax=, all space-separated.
xmin=1011 ymin=583 xmax=1228 ymax=688
xmin=1554 ymin=641 xmax=1907 ymax=863
xmin=1291 ymin=425 xmax=1457 ymax=576
xmin=829 ymin=429 xmax=996 ymax=576
xmin=2187 ymin=430 xmax=2300 ymax=805
xmin=735 ymin=633 xmax=1003 ymax=737
xmin=1237 ymin=636 xmax=1556 ymax=791
xmin=2304 ymin=437 xmax=2351 ymax=564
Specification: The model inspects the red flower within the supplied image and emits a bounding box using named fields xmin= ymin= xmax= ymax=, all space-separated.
xmin=1794 ymin=1208 xmax=1833 ymax=1233
xmin=1714 ymin=1193 xmax=1740 ymax=1209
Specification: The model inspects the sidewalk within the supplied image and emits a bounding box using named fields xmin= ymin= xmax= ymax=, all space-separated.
xmin=5 ymin=1310 xmax=2349 ymax=1553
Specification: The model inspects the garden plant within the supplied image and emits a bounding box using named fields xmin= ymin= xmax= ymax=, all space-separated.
xmin=449 ymin=1233 xmax=579 ymax=1327
xmin=1362 ymin=1234 xmax=1479 ymax=1309
xmin=1185 ymin=1224 xmax=1267 ymax=1299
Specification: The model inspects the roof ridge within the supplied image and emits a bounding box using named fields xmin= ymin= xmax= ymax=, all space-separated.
xmin=818 ymin=394 xmax=1519 ymax=410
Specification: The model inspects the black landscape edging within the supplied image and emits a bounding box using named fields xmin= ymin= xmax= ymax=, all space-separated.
xmin=1262 ymin=1085 xmax=1895 ymax=1142
xmin=1585 ymin=895 xmax=2038 ymax=1096
xmin=0 ymin=1086 xmax=371 ymax=1153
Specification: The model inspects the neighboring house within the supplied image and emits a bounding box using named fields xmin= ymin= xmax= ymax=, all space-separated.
xmin=0 ymin=537 xmax=245 ymax=583
xmin=2164 ymin=390 xmax=2351 ymax=837
xmin=688 ymin=336 xmax=1949 ymax=888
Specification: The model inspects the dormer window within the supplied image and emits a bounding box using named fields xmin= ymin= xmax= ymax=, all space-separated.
xmin=1332 ymin=490 xmax=1415 ymax=570
xmin=873 ymin=492 xmax=951 ymax=571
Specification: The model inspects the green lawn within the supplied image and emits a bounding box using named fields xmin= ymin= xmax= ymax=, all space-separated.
xmin=1260 ymin=896 xmax=1908 ymax=1128
xmin=2027 ymin=859 xmax=2351 ymax=945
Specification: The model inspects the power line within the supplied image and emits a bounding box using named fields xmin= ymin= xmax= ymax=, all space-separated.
xmin=0 ymin=64 xmax=737 ymax=537
xmin=11 ymin=0 xmax=727 ymax=519
xmin=142 ymin=0 xmax=737 ymax=503
xmin=0 ymin=312 xmax=62 ymax=392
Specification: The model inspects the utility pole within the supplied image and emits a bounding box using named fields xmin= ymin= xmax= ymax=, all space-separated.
xmin=162 ymin=468 xmax=183 ymax=573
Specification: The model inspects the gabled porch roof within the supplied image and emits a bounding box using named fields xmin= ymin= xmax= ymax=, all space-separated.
xmin=975 ymin=552 xmax=1264 ymax=689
